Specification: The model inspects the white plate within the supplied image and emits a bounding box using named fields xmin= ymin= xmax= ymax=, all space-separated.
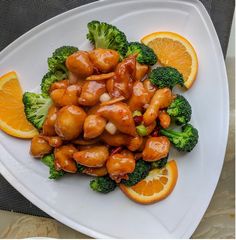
xmin=0 ymin=0 xmax=229 ymax=238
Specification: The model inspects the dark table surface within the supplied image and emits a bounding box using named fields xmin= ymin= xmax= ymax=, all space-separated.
xmin=0 ymin=0 xmax=234 ymax=218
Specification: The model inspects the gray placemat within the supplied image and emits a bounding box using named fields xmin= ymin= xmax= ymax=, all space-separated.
xmin=0 ymin=0 xmax=234 ymax=218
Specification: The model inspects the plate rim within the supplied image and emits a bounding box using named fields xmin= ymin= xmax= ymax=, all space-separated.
xmin=0 ymin=0 xmax=229 ymax=238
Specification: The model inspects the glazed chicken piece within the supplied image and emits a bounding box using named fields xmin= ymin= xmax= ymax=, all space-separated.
xmin=73 ymin=145 xmax=109 ymax=168
xmin=86 ymin=72 xmax=115 ymax=81
xmin=68 ymin=71 xmax=79 ymax=84
xmin=106 ymin=78 xmax=114 ymax=96
xmin=106 ymin=150 xmax=135 ymax=183
xmin=107 ymin=56 xmax=136 ymax=99
xmin=82 ymin=166 xmax=108 ymax=177
xmin=83 ymin=115 xmax=106 ymax=139
xmin=78 ymin=80 xmax=106 ymax=106
xmin=143 ymin=79 xmax=157 ymax=99
xmin=66 ymin=50 xmax=94 ymax=78
xmin=86 ymin=104 xmax=101 ymax=115
xmin=68 ymin=72 xmax=86 ymax=87
xmin=30 ymin=135 xmax=52 ymax=158
xmin=97 ymin=102 xmax=136 ymax=136
xmin=135 ymin=62 xmax=149 ymax=81
xmin=72 ymin=138 xmax=99 ymax=146
xmin=137 ymin=136 xmax=148 ymax=152
xmin=42 ymin=105 xmax=58 ymax=136
xmin=128 ymin=81 xmax=151 ymax=112
xmin=159 ymin=110 xmax=171 ymax=129
xmin=145 ymin=121 xmax=157 ymax=135
xmin=127 ymin=135 xmax=143 ymax=151
xmin=40 ymin=136 xmax=63 ymax=148
xmin=89 ymin=48 xmax=120 ymax=73
xmin=119 ymin=149 xmax=134 ymax=158
xmin=50 ymin=80 xmax=70 ymax=92
xmin=100 ymin=131 xmax=143 ymax=151
xmin=54 ymin=144 xmax=78 ymax=173
xmin=142 ymin=136 xmax=170 ymax=161
xmin=55 ymin=105 xmax=87 ymax=140
xmin=143 ymin=88 xmax=172 ymax=125
xmin=100 ymin=131 xmax=127 ymax=146
xmin=50 ymin=83 xmax=81 ymax=107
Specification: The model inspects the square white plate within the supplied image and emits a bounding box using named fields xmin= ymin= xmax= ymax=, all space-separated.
xmin=0 ymin=0 xmax=229 ymax=238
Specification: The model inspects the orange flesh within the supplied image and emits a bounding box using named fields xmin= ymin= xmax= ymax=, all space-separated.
xmin=131 ymin=173 xmax=166 ymax=196
xmin=119 ymin=160 xmax=178 ymax=204
xmin=141 ymin=31 xmax=198 ymax=89
xmin=0 ymin=72 xmax=37 ymax=137
xmin=148 ymin=38 xmax=192 ymax=81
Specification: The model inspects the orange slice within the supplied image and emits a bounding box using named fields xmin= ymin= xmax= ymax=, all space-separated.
xmin=120 ymin=160 xmax=178 ymax=204
xmin=141 ymin=32 xmax=198 ymax=89
xmin=0 ymin=71 xmax=38 ymax=138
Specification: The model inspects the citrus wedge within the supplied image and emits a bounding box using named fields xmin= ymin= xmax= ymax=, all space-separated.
xmin=120 ymin=160 xmax=178 ymax=204
xmin=0 ymin=71 xmax=38 ymax=138
xmin=141 ymin=32 xmax=198 ymax=89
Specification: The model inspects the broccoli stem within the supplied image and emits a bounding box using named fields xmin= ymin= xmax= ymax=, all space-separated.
xmin=160 ymin=128 xmax=181 ymax=137
xmin=58 ymin=64 xmax=68 ymax=75
xmin=95 ymin=36 xmax=106 ymax=49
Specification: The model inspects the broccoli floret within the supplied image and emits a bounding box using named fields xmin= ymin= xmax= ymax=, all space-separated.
xmin=151 ymin=155 xmax=168 ymax=169
xmin=121 ymin=159 xmax=151 ymax=186
xmin=48 ymin=46 xmax=78 ymax=73
xmin=41 ymin=154 xmax=65 ymax=179
xmin=41 ymin=71 xmax=67 ymax=95
xmin=149 ymin=67 xmax=184 ymax=89
xmin=160 ymin=124 xmax=199 ymax=152
xmin=77 ymin=163 xmax=85 ymax=173
xmin=167 ymin=94 xmax=192 ymax=125
xmin=22 ymin=92 xmax=52 ymax=129
xmin=87 ymin=20 xmax=128 ymax=57
xmin=126 ymin=42 xmax=157 ymax=65
xmin=90 ymin=175 xmax=117 ymax=193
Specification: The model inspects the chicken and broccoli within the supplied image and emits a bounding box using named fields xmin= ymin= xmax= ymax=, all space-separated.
xmin=19 ymin=20 xmax=199 ymax=203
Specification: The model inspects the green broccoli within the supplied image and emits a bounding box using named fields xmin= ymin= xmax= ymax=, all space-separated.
xmin=90 ymin=175 xmax=117 ymax=193
xmin=87 ymin=20 xmax=128 ymax=57
xmin=48 ymin=46 xmax=78 ymax=73
xmin=41 ymin=70 xmax=67 ymax=95
xmin=149 ymin=67 xmax=184 ymax=89
xmin=126 ymin=42 xmax=157 ymax=65
xmin=160 ymin=124 xmax=199 ymax=152
xmin=22 ymin=92 xmax=52 ymax=129
xmin=41 ymin=154 xmax=65 ymax=179
xmin=121 ymin=159 xmax=151 ymax=186
xmin=77 ymin=163 xmax=85 ymax=173
xmin=167 ymin=94 xmax=192 ymax=125
xmin=151 ymin=155 xmax=168 ymax=169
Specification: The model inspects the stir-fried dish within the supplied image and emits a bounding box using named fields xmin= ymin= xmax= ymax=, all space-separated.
xmin=0 ymin=20 xmax=199 ymax=204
